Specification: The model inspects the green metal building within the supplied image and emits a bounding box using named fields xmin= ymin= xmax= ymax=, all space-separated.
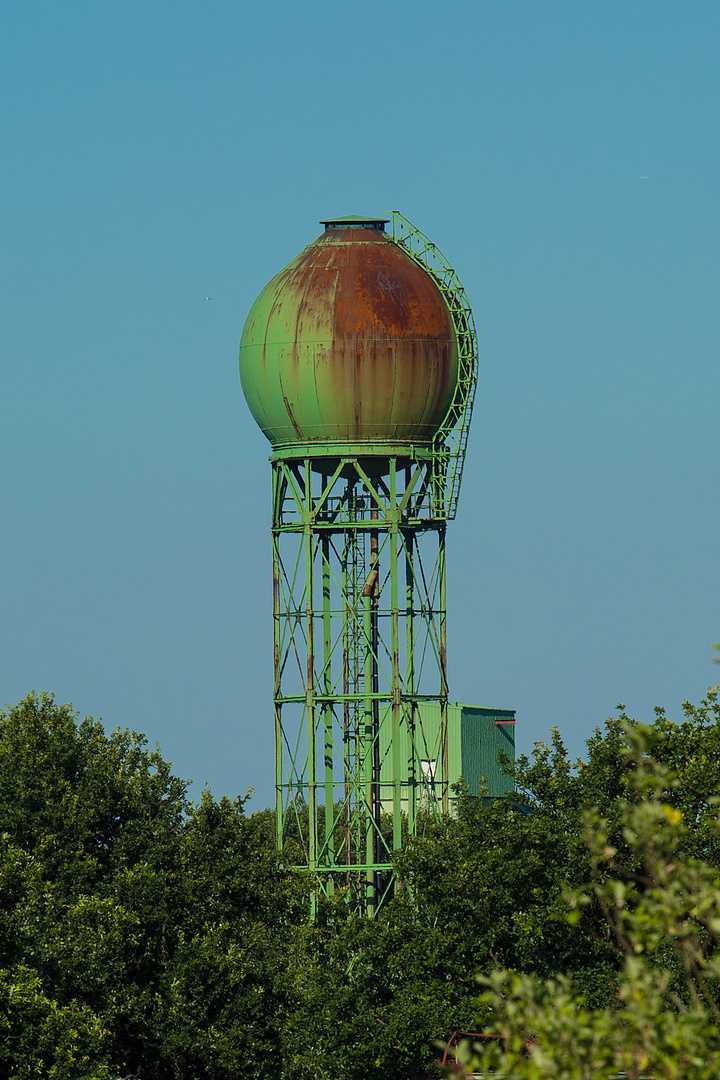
xmin=239 ymin=213 xmax=515 ymax=915
xmin=378 ymin=703 xmax=515 ymax=814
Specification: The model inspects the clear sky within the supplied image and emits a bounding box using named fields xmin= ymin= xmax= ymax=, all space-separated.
xmin=1 ymin=1 xmax=718 ymax=807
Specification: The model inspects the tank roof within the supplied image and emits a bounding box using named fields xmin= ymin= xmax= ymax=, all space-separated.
xmin=320 ymin=214 xmax=389 ymax=230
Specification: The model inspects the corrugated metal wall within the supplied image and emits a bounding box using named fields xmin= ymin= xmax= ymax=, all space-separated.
xmin=458 ymin=705 xmax=515 ymax=798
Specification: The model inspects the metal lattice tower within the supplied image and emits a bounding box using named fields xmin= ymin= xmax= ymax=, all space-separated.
xmin=239 ymin=214 xmax=478 ymax=915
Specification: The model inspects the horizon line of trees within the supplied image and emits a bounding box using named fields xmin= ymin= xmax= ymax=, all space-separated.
xmin=2 ymin=685 xmax=720 ymax=1078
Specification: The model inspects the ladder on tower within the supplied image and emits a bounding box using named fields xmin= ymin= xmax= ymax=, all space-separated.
xmin=387 ymin=211 xmax=479 ymax=521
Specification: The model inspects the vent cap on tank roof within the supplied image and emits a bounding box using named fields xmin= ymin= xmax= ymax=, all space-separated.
xmin=320 ymin=215 xmax=389 ymax=231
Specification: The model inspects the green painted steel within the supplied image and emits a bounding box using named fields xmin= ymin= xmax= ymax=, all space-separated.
xmin=271 ymin=456 xmax=449 ymax=915
xmin=379 ymin=703 xmax=515 ymax=810
xmin=239 ymin=213 xmax=493 ymax=917
xmin=460 ymin=706 xmax=515 ymax=798
xmin=387 ymin=212 xmax=479 ymax=521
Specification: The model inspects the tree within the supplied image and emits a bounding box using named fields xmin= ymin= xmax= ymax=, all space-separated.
xmin=455 ymin=708 xmax=720 ymax=1080
xmin=0 ymin=692 xmax=190 ymax=1076
xmin=0 ymin=693 xmax=300 ymax=1079
xmin=157 ymin=789 xmax=303 ymax=1079
xmin=279 ymin=899 xmax=480 ymax=1080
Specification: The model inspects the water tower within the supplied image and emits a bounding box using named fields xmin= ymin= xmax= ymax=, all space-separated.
xmin=239 ymin=213 xmax=514 ymax=915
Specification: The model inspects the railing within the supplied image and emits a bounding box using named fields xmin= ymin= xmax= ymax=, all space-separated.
xmin=387 ymin=212 xmax=479 ymax=520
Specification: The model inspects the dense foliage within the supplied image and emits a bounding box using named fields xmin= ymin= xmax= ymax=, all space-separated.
xmin=461 ymin=712 xmax=720 ymax=1079
xmin=1 ymin=688 xmax=720 ymax=1077
xmin=0 ymin=694 xmax=298 ymax=1078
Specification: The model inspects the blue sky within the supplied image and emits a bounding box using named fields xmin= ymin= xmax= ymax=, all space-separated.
xmin=1 ymin=1 xmax=718 ymax=806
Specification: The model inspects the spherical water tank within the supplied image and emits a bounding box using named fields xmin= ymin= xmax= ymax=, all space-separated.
xmin=239 ymin=217 xmax=458 ymax=449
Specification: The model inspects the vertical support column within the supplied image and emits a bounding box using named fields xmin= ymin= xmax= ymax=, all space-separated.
xmin=438 ymin=524 xmax=449 ymax=816
xmin=404 ymin=524 xmax=416 ymax=835
xmin=362 ymin=573 xmax=374 ymax=912
xmin=272 ymin=465 xmax=284 ymax=854
xmin=362 ymin=504 xmax=380 ymax=911
xmin=304 ymin=461 xmax=317 ymax=912
xmin=389 ymin=461 xmax=402 ymax=855
xmin=368 ymin=511 xmax=381 ymax=905
xmin=321 ymin=532 xmax=334 ymax=887
xmin=341 ymin=518 xmax=351 ymax=880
